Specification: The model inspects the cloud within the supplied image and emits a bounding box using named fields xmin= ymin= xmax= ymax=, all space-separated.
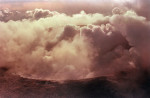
xmin=0 ymin=11 xmax=101 ymax=80
xmin=124 ymin=0 xmax=150 ymax=20
xmin=0 ymin=9 xmax=60 ymax=22
xmin=111 ymin=10 xmax=150 ymax=71
xmin=0 ymin=7 xmax=150 ymax=82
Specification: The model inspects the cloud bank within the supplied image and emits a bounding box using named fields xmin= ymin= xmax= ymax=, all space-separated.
xmin=0 ymin=1 xmax=150 ymax=81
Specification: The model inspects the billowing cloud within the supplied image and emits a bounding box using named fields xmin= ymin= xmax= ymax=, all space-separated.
xmin=0 ymin=4 xmax=150 ymax=82
xmin=0 ymin=10 xmax=103 ymax=80
xmin=0 ymin=9 xmax=60 ymax=22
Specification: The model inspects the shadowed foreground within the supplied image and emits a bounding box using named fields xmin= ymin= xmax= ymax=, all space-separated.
xmin=0 ymin=67 xmax=150 ymax=98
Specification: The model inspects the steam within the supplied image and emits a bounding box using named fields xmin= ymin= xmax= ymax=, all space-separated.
xmin=0 ymin=6 xmax=150 ymax=80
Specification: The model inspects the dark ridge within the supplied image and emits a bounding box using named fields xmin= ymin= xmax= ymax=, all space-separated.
xmin=0 ymin=73 xmax=119 ymax=98
xmin=0 ymin=70 xmax=150 ymax=98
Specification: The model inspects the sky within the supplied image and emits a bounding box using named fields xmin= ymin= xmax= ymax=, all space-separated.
xmin=0 ymin=0 xmax=97 ymax=2
xmin=0 ymin=0 xmax=136 ymax=14
xmin=0 ymin=0 xmax=134 ymax=3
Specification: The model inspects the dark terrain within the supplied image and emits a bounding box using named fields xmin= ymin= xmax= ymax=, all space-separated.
xmin=0 ymin=67 xmax=150 ymax=98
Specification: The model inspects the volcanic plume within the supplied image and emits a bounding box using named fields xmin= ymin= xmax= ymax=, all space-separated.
xmin=0 ymin=0 xmax=150 ymax=98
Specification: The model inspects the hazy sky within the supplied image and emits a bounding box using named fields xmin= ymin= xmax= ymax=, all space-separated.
xmin=0 ymin=0 xmax=117 ymax=14
xmin=0 ymin=0 xmax=134 ymax=3
xmin=0 ymin=0 xmax=100 ymax=2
